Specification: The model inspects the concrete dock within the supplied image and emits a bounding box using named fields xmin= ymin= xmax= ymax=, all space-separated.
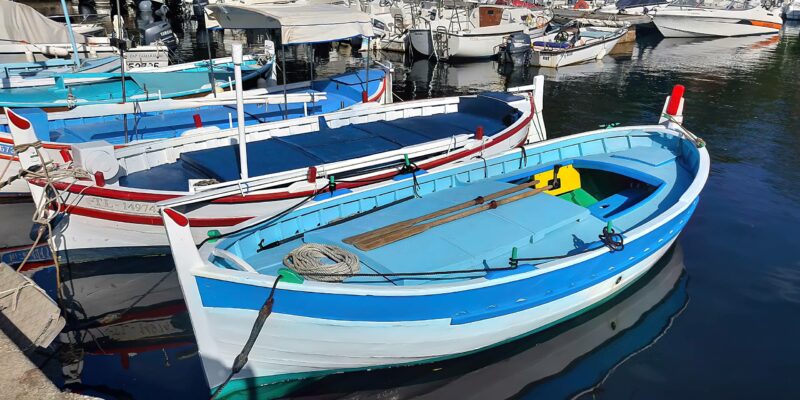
xmin=0 ymin=330 xmax=95 ymax=400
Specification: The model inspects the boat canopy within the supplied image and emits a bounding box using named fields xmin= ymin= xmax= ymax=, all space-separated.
xmin=204 ymin=4 xmax=374 ymax=44
xmin=0 ymin=0 xmax=87 ymax=44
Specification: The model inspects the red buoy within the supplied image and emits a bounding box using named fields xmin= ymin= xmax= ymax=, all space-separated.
xmin=193 ymin=114 xmax=203 ymax=128
xmin=307 ymin=166 xmax=317 ymax=183
xmin=94 ymin=171 xmax=105 ymax=187
xmin=59 ymin=148 xmax=72 ymax=163
xmin=666 ymin=85 xmax=685 ymax=116
xmin=475 ymin=126 xmax=484 ymax=140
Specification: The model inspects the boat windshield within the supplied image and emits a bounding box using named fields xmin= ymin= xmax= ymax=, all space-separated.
xmin=669 ymin=0 xmax=756 ymax=9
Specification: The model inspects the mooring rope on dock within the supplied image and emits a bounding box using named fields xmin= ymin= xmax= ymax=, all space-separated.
xmin=11 ymin=142 xmax=92 ymax=302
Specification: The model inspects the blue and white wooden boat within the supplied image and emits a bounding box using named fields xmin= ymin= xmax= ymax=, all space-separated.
xmin=0 ymin=57 xmax=122 ymax=89
xmin=0 ymin=68 xmax=388 ymax=145
xmin=160 ymin=86 xmax=708 ymax=398
xmin=0 ymin=55 xmax=273 ymax=109
xmin=7 ymin=78 xmax=544 ymax=262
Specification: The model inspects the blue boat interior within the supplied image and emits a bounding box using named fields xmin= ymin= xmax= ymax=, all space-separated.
xmin=117 ymin=92 xmax=523 ymax=191
xmin=0 ymin=59 xmax=267 ymax=108
xmin=0 ymin=57 xmax=119 ymax=80
xmin=210 ymin=130 xmax=697 ymax=287
xmin=2 ymin=70 xmax=387 ymax=145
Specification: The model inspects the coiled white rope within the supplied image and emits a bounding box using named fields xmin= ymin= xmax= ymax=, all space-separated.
xmin=283 ymin=243 xmax=360 ymax=282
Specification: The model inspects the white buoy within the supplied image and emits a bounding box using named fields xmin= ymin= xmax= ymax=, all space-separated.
xmin=233 ymin=43 xmax=248 ymax=180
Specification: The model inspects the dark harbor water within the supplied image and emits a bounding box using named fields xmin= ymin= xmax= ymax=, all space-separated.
xmin=13 ymin=14 xmax=800 ymax=400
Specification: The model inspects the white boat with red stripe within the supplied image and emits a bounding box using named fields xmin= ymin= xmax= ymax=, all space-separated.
xmin=7 ymin=76 xmax=547 ymax=262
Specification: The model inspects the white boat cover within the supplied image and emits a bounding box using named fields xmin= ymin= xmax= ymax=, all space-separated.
xmin=0 ymin=0 xmax=87 ymax=44
xmin=204 ymin=3 xmax=374 ymax=44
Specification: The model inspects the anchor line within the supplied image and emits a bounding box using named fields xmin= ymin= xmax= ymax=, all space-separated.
xmin=13 ymin=142 xmax=92 ymax=303
xmin=210 ymin=275 xmax=283 ymax=400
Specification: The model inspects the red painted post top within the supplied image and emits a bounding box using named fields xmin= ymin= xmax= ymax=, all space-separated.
xmin=94 ymin=171 xmax=105 ymax=187
xmin=475 ymin=126 xmax=485 ymax=140
xmin=666 ymin=85 xmax=685 ymax=116
xmin=307 ymin=166 xmax=317 ymax=184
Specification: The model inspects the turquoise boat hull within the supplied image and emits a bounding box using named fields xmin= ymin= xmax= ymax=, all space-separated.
xmin=0 ymin=58 xmax=272 ymax=108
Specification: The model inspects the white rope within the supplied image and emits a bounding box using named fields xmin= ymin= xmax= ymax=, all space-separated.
xmin=283 ymin=243 xmax=360 ymax=282
xmin=0 ymin=281 xmax=33 ymax=312
xmin=12 ymin=144 xmax=91 ymax=301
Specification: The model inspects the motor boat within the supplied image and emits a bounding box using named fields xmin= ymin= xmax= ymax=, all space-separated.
xmin=652 ymin=0 xmax=783 ymax=37
xmin=530 ymin=26 xmax=628 ymax=67
xmin=596 ymin=0 xmax=671 ymax=16
xmin=409 ymin=3 xmax=552 ymax=60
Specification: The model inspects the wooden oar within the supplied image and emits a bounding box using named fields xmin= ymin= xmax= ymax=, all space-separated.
xmin=343 ymin=180 xmax=540 ymax=246
xmin=352 ymin=184 xmax=553 ymax=251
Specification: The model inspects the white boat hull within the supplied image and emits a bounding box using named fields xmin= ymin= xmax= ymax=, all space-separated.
xmin=411 ymin=27 xmax=547 ymax=60
xmin=10 ymin=83 xmax=546 ymax=262
xmin=531 ymin=28 xmax=626 ymax=68
xmin=653 ymin=8 xmax=782 ymax=37
xmin=195 ymin=236 xmax=676 ymax=391
xmin=0 ymin=194 xmax=35 ymax=249
xmin=35 ymin=120 xmax=534 ymax=262
xmin=0 ymin=43 xmax=169 ymax=67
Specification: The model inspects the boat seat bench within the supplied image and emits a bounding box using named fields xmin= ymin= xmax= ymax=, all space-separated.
xmin=235 ymin=142 xmax=693 ymax=286
xmin=118 ymin=94 xmax=522 ymax=191
xmin=299 ymin=179 xmax=594 ymax=285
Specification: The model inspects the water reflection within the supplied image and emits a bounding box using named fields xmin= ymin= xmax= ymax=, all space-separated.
xmin=54 ymin=256 xmax=205 ymax=399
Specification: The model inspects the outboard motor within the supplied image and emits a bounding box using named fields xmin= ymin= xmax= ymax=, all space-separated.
xmin=193 ymin=0 xmax=209 ymax=24
xmin=140 ymin=20 xmax=179 ymax=50
xmin=501 ymin=32 xmax=532 ymax=67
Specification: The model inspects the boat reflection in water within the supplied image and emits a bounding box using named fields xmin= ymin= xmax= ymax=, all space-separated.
xmin=635 ymin=34 xmax=781 ymax=75
xmin=46 ymin=241 xmax=687 ymax=399
xmin=52 ymin=256 xmax=206 ymax=399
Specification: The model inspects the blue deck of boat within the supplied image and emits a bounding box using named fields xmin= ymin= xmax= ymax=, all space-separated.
xmin=0 ymin=61 xmax=264 ymax=108
xmin=117 ymin=92 xmax=523 ymax=191
xmin=238 ymin=142 xmax=693 ymax=286
xmin=1 ymin=70 xmax=386 ymax=145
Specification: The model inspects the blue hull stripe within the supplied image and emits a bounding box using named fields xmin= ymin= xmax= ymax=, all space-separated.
xmin=195 ymin=199 xmax=698 ymax=323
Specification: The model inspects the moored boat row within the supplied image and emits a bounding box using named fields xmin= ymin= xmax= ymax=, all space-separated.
xmin=0 ymin=0 xmax=718 ymax=397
